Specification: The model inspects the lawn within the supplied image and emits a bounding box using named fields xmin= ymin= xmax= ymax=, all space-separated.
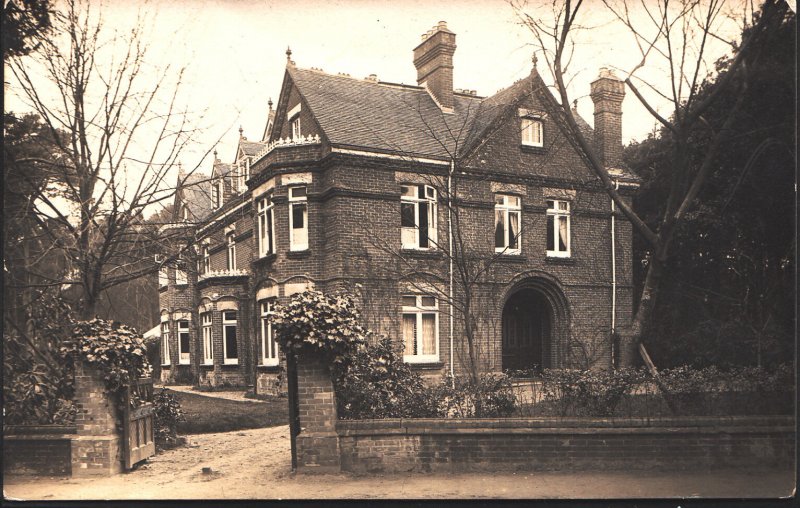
xmin=167 ymin=390 xmax=289 ymax=434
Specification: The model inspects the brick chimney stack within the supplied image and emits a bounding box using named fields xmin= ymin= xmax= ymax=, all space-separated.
xmin=413 ymin=21 xmax=456 ymax=112
xmin=590 ymin=68 xmax=625 ymax=168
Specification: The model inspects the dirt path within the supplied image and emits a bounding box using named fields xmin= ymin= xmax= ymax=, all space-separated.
xmin=4 ymin=426 xmax=794 ymax=500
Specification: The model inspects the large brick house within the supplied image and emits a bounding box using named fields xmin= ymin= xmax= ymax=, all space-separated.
xmin=156 ymin=21 xmax=639 ymax=392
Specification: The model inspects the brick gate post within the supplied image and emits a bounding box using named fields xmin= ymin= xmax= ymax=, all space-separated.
xmin=295 ymin=356 xmax=340 ymax=473
xmin=71 ymin=360 xmax=123 ymax=476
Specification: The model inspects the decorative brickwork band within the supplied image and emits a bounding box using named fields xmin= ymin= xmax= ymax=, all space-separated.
xmin=295 ymin=357 xmax=340 ymax=473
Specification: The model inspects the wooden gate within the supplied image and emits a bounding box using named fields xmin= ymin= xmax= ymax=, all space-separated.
xmin=123 ymin=378 xmax=156 ymax=470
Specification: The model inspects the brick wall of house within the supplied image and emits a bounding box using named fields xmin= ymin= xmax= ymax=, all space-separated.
xmin=337 ymin=417 xmax=795 ymax=473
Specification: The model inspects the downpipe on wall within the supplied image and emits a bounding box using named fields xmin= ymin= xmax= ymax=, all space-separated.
xmin=448 ymin=158 xmax=455 ymax=385
xmin=611 ymin=179 xmax=618 ymax=367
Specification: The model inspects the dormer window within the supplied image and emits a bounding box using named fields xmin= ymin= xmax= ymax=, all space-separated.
xmin=288 ymin=103 xmax=302 ymax=140
xmin=521 ymin=116 xmax=544 ymax=147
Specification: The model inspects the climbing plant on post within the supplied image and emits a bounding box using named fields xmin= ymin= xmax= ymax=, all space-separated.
xmin=271 ymin=290 xmax=367 ymax=473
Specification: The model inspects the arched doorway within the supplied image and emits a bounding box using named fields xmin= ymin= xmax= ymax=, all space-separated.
xmin=502 ymin=288 xmax=552 ymax=372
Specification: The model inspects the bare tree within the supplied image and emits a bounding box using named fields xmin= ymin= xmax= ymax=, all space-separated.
xmin=512 ymin=0 xmax=789 ymax=367
xmin=6 ymin=0 xmax=217 ymax=320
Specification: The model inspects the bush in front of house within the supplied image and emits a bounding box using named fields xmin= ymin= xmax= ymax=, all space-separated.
xmin=540 ymin=367 xmax=645 ymax=417
xmin=3 ymin=293 xmax=77 ymax=425
xmin=153 ymin=388 xmax=186 ymax=448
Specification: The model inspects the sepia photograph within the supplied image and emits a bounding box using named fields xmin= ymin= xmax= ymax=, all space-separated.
xmin=2 ymin=0 xmax=796 ymax=501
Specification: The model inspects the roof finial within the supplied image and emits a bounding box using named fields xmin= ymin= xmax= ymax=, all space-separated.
xmin=532 ymin=52 xmax=538 ymax=69
xmin=268 ymin=98 xmax=273 ymax=110
xmin=572 ymin=99 xmax=578 ymax=110
xmin=238 ymin=125 xmax=244 ymax=138
xmin=286 ymin=46 xmax=294 ymax=66
xmin=213 ymin=149 xmax=218 ymax=160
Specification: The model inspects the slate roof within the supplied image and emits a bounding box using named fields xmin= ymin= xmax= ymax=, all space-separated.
xmin=177 ymin=172 xmax=213 ymax=221
xmin=240 ymin=140 xmax=267 ymax=157
xmin=288 ymin=67 xmax=483 ymax=159
xmin=287 ymin=65 xmax=637 ymax=181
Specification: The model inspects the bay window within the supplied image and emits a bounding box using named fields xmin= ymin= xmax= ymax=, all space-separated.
xmin=289 ymin=186 xmax=308 ymax=251
xmin=161 ymin=321 xmax=170 ymax=365
xmin=201 ymin=312 xmax=213 ymax=364
xmin=178 ymin=320 xmax=190 ymax=364
xmin=257 ymin=195 xmax=275 ymax=257
xmin=226 ymin=233 xmax=236 ymax=270
xmin=222 ymin=310 xmax=238 ymax=365
xmin=260 ymin=300 xmax=279 ymax=366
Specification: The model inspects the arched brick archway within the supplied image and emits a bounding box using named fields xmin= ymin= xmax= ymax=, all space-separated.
xmin=501 ymin=275 xmax=570 ymax=371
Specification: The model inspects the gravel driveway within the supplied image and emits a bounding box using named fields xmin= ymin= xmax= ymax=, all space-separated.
xmin=4 ymin=425 xmax=794 ymax=500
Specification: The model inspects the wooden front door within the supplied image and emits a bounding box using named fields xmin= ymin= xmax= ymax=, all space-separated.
xmin=123 ymin=378 xmax=156 ymax=470
xmin=502 ymin=289 xmax=550 ymax=372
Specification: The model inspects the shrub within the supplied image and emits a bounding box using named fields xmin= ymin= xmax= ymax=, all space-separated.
xmin=153 ymin=389 xmax=185 ymax=449
xmin=3 ymin=293 xmax=76 ymax=425
xmin=541 ymin=368 xmax=644 ymax=416
xmin=334 ymin=336 xmax=445 ymax=419
xmin=443 ymin=374 xmax=517 ymax=418
xmin=62 ymin=318 xmax=152 ymax=395
xmin=272 ymin=290 xmax=367 ymax=367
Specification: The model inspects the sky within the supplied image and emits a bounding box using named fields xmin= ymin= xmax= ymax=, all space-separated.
xmin=5 ymin=0 xmax=756 ymax=199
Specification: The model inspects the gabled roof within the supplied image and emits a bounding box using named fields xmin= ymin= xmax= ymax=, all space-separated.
xmin=287 ymin=66 xmax=483 ymax=159
xmin=176 ymin=172 xmax=213 ymax=221
xmin=240 ymin=140 xmax=267 ymax=157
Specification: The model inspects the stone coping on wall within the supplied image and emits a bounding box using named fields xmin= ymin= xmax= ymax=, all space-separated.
xmin=4 ymin=425 xmax=78 ymax=437
xmin=337 ymin=415 xmax=795 ymax=436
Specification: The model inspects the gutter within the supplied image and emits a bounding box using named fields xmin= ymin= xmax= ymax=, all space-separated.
xmin=611 ymin=179 xmax=618 ymax=365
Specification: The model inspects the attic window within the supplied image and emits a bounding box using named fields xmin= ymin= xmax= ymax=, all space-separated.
xmin=521 ymin=117 xmax=544 ymax=147
xmin=288 ymin=103 xmax=302 ymax=140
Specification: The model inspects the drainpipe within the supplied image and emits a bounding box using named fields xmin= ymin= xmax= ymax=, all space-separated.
xmin=448 ymin=159 xmax=455 ymax=384
xmin=610 ymin=180 xmax=618 ymax=366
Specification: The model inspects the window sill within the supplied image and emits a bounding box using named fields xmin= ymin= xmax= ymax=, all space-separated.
xmin=222 ymin=362 xmax=240 ymax=368
xmin=400 ymin=248 xmax=442 ymax=260
xmin=520 ymin=144 xmax=546 ymax=154
xmin=161 ymin=364 xmax=171 ymax=368
xmin=545 ymin=256 xmax=575 ymax=265
xmin=179 ymin=361 xmax=191 ymax=366
xmin=286 ymin=249 xmax=311 ymax=259
xmin=257 ymin=364 xmax=282 ymax=373
xmin=406 ymin=362 xmax=444 ymax=371
xmin=200 ymin=364 xmax=214 ymax=369
xmin=254 ymin=253 xmax=277 ymax=266
xmin=494 ymin=253 xmax=527 ymax=263
xmin=159 ymin=285 xmax=168 ymax=293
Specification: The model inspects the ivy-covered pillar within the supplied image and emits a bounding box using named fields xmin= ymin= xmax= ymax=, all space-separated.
xmin=71 ymin=359 xmax=123 ymax=476
xmin=295 ymin=355 xmax=340 ymax=473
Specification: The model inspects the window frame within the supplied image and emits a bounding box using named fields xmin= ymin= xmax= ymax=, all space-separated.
xmin=202 ymin=246 xmax=210 ymax=274
xmin=494 ymin=194 xmax=522 ymax=254
xmin=257 ymin=195 xmax=275 ymax=257
xmin=288 ymin=186 xmax=308 ymax=251
xmin=290 ymin=116 xmax=301 ymax=140
xmin=158 ymin=266 xmax=168 ymax=287
xmin=401 ymin=295 xmax=439 ymax=364
xmin=177 ymin=320 xmax=191 ymax=365
xmin=161 ymin=321 xmax=170 ymax=366
xmin=222 ymin=310 xmax=238 ymax=365
xmin=546 ymin=199 xmax=571 ymax=258
xmin=201 ymin=312 xmax=213 ymax=365
xmin=400 ymin=184 xmax=438 ymax=250
xmin=226 ymin=233 xmax=236 ymax=270
xmin=259 ymin=300 xmax=279 ymax=367
xmin=521 ymin=116 xmax=544 ymax=147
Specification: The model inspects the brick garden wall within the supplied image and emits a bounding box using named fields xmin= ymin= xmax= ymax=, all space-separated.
xmin=3 ymin=426 xmax=76 ymax=476
xmin=336 ymin=416 xmax=795 ymax=473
